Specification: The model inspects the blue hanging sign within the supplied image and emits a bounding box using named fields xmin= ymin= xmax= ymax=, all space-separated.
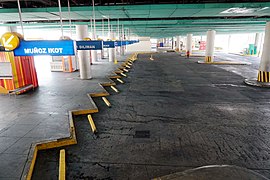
xmin=13 ymin=40 xmax=75 ymax=56
xmin=115 ymin=41 xmax=123 ymax=47
xmin=103 ymin=41 xmax=115 ymax=48
xmin=76 ymin=40 xmax=103 ymax=50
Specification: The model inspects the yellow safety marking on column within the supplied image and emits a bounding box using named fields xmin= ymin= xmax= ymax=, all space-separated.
xmin=259 ymin=71 xmax=262 ymax=82
xmin=110 ymin=85 xmax=119 ymax=93
xmin=87 ymin=114 xmax=97 ymax=133
xmin=205 ymin=56 xmax=212 ymax=63
xmin=116 ymin=78 xmax=124 ymax=84
xmin=102 ymin=97 xmax=111 ymax=107
xmin=59 ymin=149 xmax=65 ymax=180
xmin=266 ymin=72 xmax=269 ymax=82
xmin=120 ymin=73 xmax=127 ymax=77
xmin=114 ymin=59 xmax=118 ymax=64
xmin=257 ymin=71 xmax=270 ymax=82
xmin=123 ymin=69 xmax=129 ymax=73
xmin=261 ymin=71 xmax=264 ymax=82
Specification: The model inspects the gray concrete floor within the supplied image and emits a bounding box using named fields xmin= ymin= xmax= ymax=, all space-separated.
xmin=0 ymin=55 xmax=128 ymax=179
xmin=32 ymin=53 xmax=270 ymax=179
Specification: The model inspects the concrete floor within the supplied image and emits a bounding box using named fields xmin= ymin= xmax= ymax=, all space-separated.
xmin=0 ymin=55 xmax=128 ymax=180
xmin=32 ymin=53 xmax=270 ymax=179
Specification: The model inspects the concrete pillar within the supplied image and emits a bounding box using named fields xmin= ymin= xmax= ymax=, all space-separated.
xmin=227 ymin=35 xmax=231 ymax=53
xmin=91 ymin=32 xmax=97 ymax=63
xmin=120 ymin=43 xmax=125 ymax=55
xmin=255 ymin=33 xmax=262 ymax=55
xmin=258 ymin=22 xmax=270 ymax=82
xmin=109 ymin=31 xmax=115 ymax=62
xmin=205 ymin=30 xmax=216 ymax=63
xmin=186 ymin=34 xmax=193 ymax=55
xmin=76 ymin=25 xmax=91 ymax=79
xmin=176 ymin=36 xmax=180 ymax=51
xmin=171 ymin=37 xmax=174 ymax=49
xmin=120 ymin=35 xmax=125 ymax=55
xmin=101 ymin=39 xmax=105 ymax=59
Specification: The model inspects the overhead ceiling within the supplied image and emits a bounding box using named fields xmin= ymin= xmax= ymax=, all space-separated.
xmin=0 ymin=1 xmax=269 ymax=38
xmin=1 ymin=0 xmax=270 ymax=8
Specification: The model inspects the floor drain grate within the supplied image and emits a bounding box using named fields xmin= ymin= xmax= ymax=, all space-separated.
xmin=134 ymin=130 xmax=150 ymax=138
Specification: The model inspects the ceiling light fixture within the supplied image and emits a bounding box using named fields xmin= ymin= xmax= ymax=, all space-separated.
xmin=220 ymin=7 xmax=269 ymax=14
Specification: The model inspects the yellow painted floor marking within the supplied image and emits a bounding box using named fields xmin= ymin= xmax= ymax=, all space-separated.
xmin=102 ymin=97 xmax=111 ymax=107
xmin=87 ymin=114 xmax=97 ymax=133
xmin=59 ymin=149 xmax=66 ymax=180
xmin=110 ymin=86 xmax=119 ymax=93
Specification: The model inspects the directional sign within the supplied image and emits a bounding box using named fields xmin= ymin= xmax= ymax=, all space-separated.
xmin=103 ymin=41 xmax=115 ymax=48
xmin=76 ymin=40 xmax=103 ymax=50
xmin=13 ymin=40 xmax=75 ymax=56
xmin=1 ymin=32 xmax=20 ymax=50
xmin=115 ymin=41 xmax=123 ymax=47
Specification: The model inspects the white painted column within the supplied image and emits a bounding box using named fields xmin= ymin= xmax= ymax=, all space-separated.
xmin=255 ymin=33 xmax=262 ymax=55
xmin=227 ymin=35 xmax=231 ymax=53
xmin=258 ymin=22 xmax=270 ymax=82
xmin=76 ymin=25 xmax=91 ymax=79
xmin=186 ymin=34 xmax=193 ymax=55
xmin=205 ymin=30 xmax=216 ymax=62
xmin=91 ymin=32 xmax=97 ymax=63
xmin=176 ymin=36 xmax=180 ymax=51
xmin=101 ymin=39 xmax=105 ymax=59
xmin=109 ymin=31 xmax=115 ymax=62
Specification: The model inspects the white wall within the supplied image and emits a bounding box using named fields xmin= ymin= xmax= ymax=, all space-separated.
xmin=126 ymin=37 xmax=151 ymax=52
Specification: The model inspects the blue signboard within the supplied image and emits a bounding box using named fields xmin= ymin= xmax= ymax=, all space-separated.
xmin=103 ymin=41 xmax=115 ymax=48
xmin=76 ymin=40 xmax=102 ymax=50
xmin=14 ymin=40 xmax=75 ymax=56
xmin=115 ymin=41 xmax=123 ymax=47
xmin=114 ymin=40 xmax=139 ymax=47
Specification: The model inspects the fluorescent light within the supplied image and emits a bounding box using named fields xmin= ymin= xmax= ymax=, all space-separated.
xmin=220 ymin=7 xmax=269 ymax=14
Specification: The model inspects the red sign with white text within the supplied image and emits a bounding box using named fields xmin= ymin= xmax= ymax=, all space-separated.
xmin=199 ymin=41 xmax=206 ymax=50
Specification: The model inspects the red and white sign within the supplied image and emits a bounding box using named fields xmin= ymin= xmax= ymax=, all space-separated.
xmin=199 ymin=41 xmax=206 ymax=50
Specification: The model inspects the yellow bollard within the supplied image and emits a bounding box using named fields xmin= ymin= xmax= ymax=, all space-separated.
xmin=59 ymin=149 xmax=66 ymax=180
xmin=102 ymin=97 xmax=111 ymax=107
xmin=114 ymin=59 xmax=118 ymax=64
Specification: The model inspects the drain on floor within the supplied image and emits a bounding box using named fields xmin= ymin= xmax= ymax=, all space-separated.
xmin=134 ymin=130 xmax=150 ymax=138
